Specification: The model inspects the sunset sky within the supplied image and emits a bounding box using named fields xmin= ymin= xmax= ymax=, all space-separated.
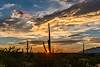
xmin=0 ymin=0 xmax=100 ymax=46
xmin=0 ymin=0 xmax=77 ymax=43
xmin=0 ymin=0 xmax=72 ymax=19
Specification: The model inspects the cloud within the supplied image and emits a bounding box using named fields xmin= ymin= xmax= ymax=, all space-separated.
xmin=33 ymin=4 xmax=39 ymax=8
xmin=50 ymin=0 xmax=86 ymax=6
xmin=50 ymin=0 xmax=73 ymax=6
xmin=34 ymin=0 xmax=86 ymax=18
xmin=0 ymin=12 xmax=3 ymax=17
xmin=33 ymin=7 xmax=59 ymax=18
xmin=32 ymin=0 xmax=74 ymax=18
xmin=0 ymin=3 xmax=15 ymax=10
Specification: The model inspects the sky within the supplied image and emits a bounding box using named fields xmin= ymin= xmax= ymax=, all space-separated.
xmin=0 ymin=0 xmax=100 ymax=53
xmin=0 ymin=0 xmax=99 ymax=19
xmin=0 ymin=0 xmax=73 ymax=44
xmin=0 ymin=0 xmax=74 ymax=19
xmin=0 ymin=0 xmax=100 ymax=44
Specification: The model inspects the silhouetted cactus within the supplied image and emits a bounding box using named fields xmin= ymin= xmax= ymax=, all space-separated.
xmin=48 ymin=23 xmax=51 ymax=53
xmin=26 ymin=40 xmax=29 ymax=56
xmin=43 ymin=42 xmax=47 ymax=53
xmin=83 ymin=40 xmax=85 ymax=55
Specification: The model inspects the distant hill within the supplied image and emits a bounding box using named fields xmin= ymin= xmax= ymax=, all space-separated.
xmin=80 ymin=47 xmax=100 ymax=53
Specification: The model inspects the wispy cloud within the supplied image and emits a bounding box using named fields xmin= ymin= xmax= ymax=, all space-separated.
xmin=0 ymin=3 xmax=15 ymax=10
xmin=33 ymin=7 xmax=59 ymax=18
xmin=50 ymin=0 xmax=74 ymax=9
xmin=33 ymin=0 xmax=73 ymax=18
xmin=34 ymin=0 xmax=86 ymax=18
xmin=50 ymin=0 xmax=86 ymax=6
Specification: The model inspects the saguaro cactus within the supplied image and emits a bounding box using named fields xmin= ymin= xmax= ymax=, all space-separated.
xmin=26 ymin=40 xmax=29 ymax=55
xmin=43 ymin=42 xmax=47 ymax=53
xmin=83 ymin=40 xmax=85 ymax=55
xmin=48 ymin=23 xmax=51 ymax=53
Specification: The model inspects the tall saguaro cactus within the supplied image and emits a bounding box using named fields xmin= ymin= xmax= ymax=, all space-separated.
xmin=26 ymin=40 xmax=29 ymax=55
xmin=48 ymin=23 xmax=51 ymax=53
xmin=83 ymin=40 xmax=85 ymax=55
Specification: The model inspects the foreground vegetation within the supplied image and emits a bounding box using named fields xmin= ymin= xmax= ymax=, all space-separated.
xmin=0 ymin=47 xmax=100 ymax=67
